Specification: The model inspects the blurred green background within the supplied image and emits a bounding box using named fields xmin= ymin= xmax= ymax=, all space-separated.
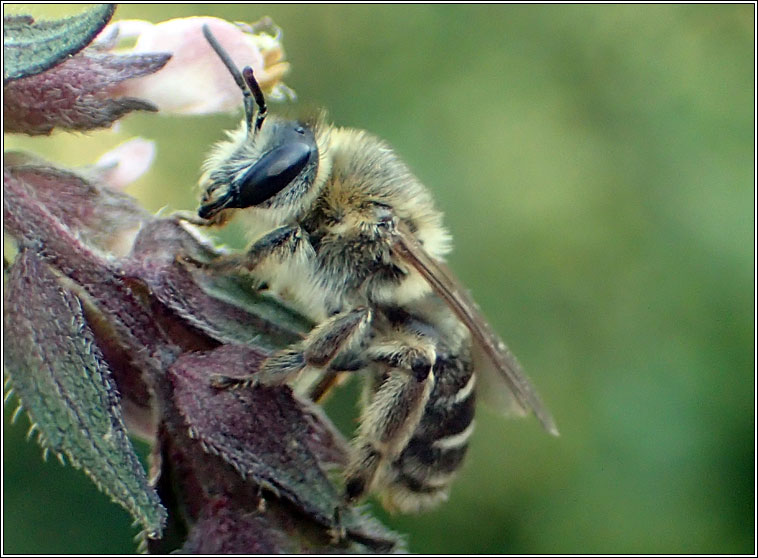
xmin=3 ymin=4 xmax=754 ymax=554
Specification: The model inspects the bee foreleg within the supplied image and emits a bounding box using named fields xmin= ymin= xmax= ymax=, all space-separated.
xmin=211 ymin=306 xmax=372 ymax=389
xmin=344 ymin=341 xmax=436 ymax=504
xmin=241 ymin=224 xmax=311 ymax=270
xmin=180 ymin=224 xmax=310 ymax=276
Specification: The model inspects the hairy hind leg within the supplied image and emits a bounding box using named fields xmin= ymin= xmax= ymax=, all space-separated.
xmin=344 ymin=340 xmax=436 ymax=504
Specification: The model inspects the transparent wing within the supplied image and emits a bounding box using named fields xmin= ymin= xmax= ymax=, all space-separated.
xmin=392 ymin=222 xmax=559 ymax=436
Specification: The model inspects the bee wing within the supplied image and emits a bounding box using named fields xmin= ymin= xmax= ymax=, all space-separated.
xmin=392 ymin=222 xmax=559 ymax=436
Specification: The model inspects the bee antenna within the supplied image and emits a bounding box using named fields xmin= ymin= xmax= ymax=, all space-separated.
xmin=201 ymin=24 xmax=267 ymax=135
xmin=242 ymin=66 xmax=267 ymax=132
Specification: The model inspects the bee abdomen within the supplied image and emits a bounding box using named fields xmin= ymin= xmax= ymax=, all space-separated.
xmin=381 ymin=357 xmax=476 ymax=513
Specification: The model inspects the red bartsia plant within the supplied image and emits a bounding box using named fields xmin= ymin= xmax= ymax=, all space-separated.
xmin=3 ymin=5 xmax=403 ymax=553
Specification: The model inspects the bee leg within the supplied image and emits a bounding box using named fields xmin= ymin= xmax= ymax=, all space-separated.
xmin=240 ymin=224 xmax=311 ymax=271
xmin=180 ymin=224 xmax=309 ymax=275
xmin=300 ymin=307 xmax=373 ymax=368
xmin=211 ymin=306 xmax=372 ymax=389
xmin=344 ymin=342 xmax=436 ymax=504
xmin=256 ymin=306 xmax=372 ymax=385
xmin=307 ymin=355 xmax=363 ymax=403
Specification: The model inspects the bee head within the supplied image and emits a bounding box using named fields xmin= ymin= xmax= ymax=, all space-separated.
xmin=198 ymin=25 xmax=321 ymax=223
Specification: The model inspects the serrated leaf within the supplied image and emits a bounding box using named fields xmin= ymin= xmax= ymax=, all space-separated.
xmin=3 ymin=250 xmax=166 ymax=535
xmin=3 ymin=4 xmax=116 ymax=83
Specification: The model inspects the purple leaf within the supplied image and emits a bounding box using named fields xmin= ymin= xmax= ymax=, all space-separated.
xmin=4 ymin=153 xmax=151 ymax=255
xmin=3 ymin=138 xmax=405 ymax=552
xmin=126 ymin=218 xmax=310 ymax=351
xmin=180 ymin=497 xmax=288 ymax=554
xmin=153 ymin=345 xmax=403 ymax=552
xmin=4 ymin=47 xmax=170 ymax=135
xmin=168 ymin=345 xmax=344 ymax=522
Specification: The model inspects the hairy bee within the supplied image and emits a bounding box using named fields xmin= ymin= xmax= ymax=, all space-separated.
xmin=190 ymin=25 xmax=558 ymax=514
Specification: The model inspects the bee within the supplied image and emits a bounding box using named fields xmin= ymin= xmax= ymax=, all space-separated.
xmin=190 ymin=25 xmax=558 ymax=514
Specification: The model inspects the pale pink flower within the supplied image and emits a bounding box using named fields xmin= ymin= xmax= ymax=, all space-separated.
xmin=95 ymin=137 xmax=156 ymax=191
xmin=104 ymin=16 xmax=292 ymax=115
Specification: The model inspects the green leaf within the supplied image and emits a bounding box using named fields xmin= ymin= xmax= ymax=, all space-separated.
xmin=3 ymin=4 xmax=116 ymax=83
xmin=4 ymin=250 xmax=166 ymax=536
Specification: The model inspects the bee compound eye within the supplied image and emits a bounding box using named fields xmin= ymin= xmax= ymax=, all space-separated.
xmin=234 ymin=142 xmax=314 ymax=207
